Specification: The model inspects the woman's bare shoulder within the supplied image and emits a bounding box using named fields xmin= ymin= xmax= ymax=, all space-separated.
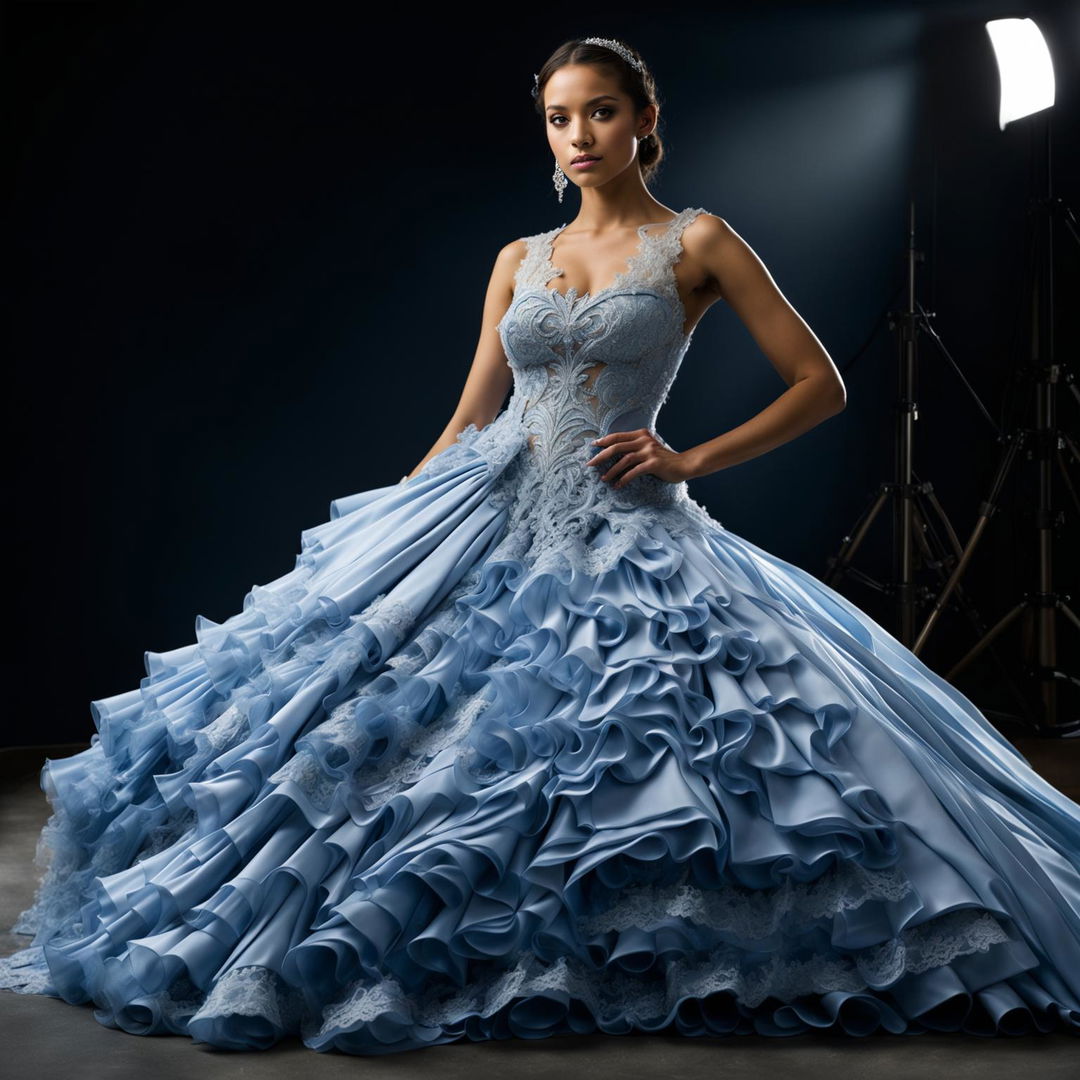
xmin=683 ymin=210 xmax=733 ymax=247
xmin=489 ymin=222 xmax=560 ymax=290
xmin=482 ymin=236 xmax=531 ymax=303
xmin=681 ymin=213 xmax=763 ymax=288
xmin=497 ymin=235 xmax=530 ymax=263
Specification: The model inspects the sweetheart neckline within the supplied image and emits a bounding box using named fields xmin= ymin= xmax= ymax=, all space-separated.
xmin=498 ymin=283 xmax=696 ymax=343
xmin=543 ymin=216 xmax=673 ymax=301
xmin=498 ymin=207 xmax=708 ymax=343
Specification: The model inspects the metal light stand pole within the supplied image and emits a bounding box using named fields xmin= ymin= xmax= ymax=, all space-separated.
xmin=913 ymin=109 xmax=1080 ymax=734
xmin=823 ymin=202 xmax=1028 ymax=717
xmin=826 ymin=109 xmax=1079 ymax=732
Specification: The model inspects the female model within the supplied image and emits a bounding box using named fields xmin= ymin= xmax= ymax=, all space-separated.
xmin=2 ymin=36 xmax=1079 ymax=1054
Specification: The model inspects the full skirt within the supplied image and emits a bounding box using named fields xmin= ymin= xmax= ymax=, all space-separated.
xmin=2 ymin=430 xmax=1080 ymax=1053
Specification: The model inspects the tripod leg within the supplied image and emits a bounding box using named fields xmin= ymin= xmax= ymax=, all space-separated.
xmin=823 ymin=486 xmax=891 ymax=588
xmin=946 ymin=599 xmax=1028 ymax=679
xmin=1056 ymin=440 xmax=1080 ymax=513
xmin=914 ymin=433 xmax=1027 ymax=652
xmin=920 ymin=483 xmax=965 ymax=562
xmin=909 ymin=498 xmax=1035 ymax=719
xmin=1061 ymin=429 xmax=1080 ymax=466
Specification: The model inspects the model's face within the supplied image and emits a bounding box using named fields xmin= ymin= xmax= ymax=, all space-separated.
xmin=542 ymin=64 xmax=655 ymax=190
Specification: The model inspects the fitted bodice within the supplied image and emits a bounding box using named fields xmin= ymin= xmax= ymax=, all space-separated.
xmin=423 ymin=206 xmax=720 ymax=577
xmin=497 ymin=205 xmax=708 ymax=459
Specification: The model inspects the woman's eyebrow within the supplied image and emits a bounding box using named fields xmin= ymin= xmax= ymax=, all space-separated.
xmin=545 ymin=94 xmax=619 ymax=112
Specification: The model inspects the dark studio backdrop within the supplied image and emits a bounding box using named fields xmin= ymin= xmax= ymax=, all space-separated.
xmin=3 ymin=0 xmax=1078 ymax=749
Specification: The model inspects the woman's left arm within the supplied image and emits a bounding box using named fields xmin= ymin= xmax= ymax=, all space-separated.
xmin=677 ymin=215 xmax=846 ymax=481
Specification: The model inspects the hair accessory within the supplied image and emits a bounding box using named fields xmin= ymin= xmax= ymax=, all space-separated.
xmin=580 ymin=38 xmax=644 ymax=72
xmin=531 ymin=37 xmax=643 ymax=99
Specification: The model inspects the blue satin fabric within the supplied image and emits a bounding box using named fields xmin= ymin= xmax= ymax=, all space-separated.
xmin=0 ymin=439 xmax=1078 ymax=1052
xmin=2 ymin=206 xmax=1080 ymax=1051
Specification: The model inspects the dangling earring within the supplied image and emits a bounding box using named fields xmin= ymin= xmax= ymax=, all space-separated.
xmin=552 ymin=159 xmax=568 ymax=203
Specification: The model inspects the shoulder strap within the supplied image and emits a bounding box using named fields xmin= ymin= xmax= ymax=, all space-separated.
xmin=654 ymin=206 xmax=710 ymax=266
xmin=635 ymin=206 xmax=710 ymax=291
xmin=513 ymin=223 xmax=567 ymax=292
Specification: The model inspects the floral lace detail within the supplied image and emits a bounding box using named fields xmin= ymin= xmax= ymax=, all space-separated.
xmin=510 ymin=205 xmax=706 ymax=338
xmin=314 ymin=906 xmax=1012 ymax=1035
xmin=188 ymin=965 xmax=304 ymax=1032
xmin=541 ymin=209 xmax=701 ymax=325
xmin=417 ymin=408 xmax=527 ymax=485
xmin=352 ymin=679 xmax=501 ymax=810
xmin=359 ymin=591 xmax=417 ymax=641
xmin=0 ymin=946 xmax=53 ymax=995
xmin=577 ymin=860 xmax=915 ymax=940
xmin=6 ymin=788 xmax=130 ymax=940
xmin=199 ymin=704 xmax=249 ymax=751
xmin=270 ymin=645 xmax=509 ymax=813
xmin=496 ymin=439 xmax=722 ymax=577
xmin=481 ymin=207 xmax=726 ymax=576
xmin=156 ymin=972 xmax=206 ymax=1027
xmin=384 ymin=586 xmax=473 ymax=673
xmin=181 ymin=703 xmax=251 ymax=768
xmin=136 ymin=807 xmax=198 ymax=861
xmin=403 ymin=208 xmax=726 ymax=577
xmin=421 ymin=422 xmax=668 ymax=578
xmin=269 ymin=749 xmax=339 ymax=811
xmin=319 ymin=974 xmax=411 ymax=1030
xmin=512 ymin=221 xmax=562 ymax=293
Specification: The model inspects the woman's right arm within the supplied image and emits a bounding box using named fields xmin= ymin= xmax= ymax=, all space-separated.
xmin=400 ymin=238 xmax=527 ymax=482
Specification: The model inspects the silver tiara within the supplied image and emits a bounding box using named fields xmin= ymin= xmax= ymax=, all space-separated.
xmin=532 ymin=37 xmax=644 ymax=99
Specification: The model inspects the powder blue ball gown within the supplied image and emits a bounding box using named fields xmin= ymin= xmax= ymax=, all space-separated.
xmin=2 ymin=206 xmax=1080 ymax=1053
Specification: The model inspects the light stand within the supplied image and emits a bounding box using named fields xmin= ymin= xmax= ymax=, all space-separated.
xmin=825 ymin=17 xmax=1079 ymax=732
xmin=912 ymin=105 xmax=1080 ymax=733
xmin=823 ymin=202 xmax=1033 ymax=724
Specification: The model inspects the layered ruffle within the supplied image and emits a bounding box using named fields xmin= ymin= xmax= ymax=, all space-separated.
xmin=2 ymin=428 xmax=1080 ymax=1052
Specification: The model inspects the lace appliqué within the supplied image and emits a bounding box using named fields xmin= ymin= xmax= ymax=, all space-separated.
xmin=0 ymin=945 xmax=54 ymax=995
xmin=180 ymin=703 xmax=251 ymax=769
xmin=577 ymin=860 xmax=915 ymax=940
xmin=407 ymin=208 xmax=726 ymax=577
xmin=188 ymin=964 xmax=305 ymax=1033
xmin=268 ymin=749 xmax=339 ymax=812
xmin=313 ymin=906 xmax=1012 ymax=1036
xmin=485 ymin=207 xmax=725 ymax=576
xmin=331 ymin=678 xmax=501 ymax=811
xmin=416 ymin=408 xmax=528 ymax=486
xmin=4 ymin=783 xmax=133 ymax=943
xmin=269 ymin=644 xmax=508 ymax=814
xmin=358 ymin=591 xmax=417 ymax=641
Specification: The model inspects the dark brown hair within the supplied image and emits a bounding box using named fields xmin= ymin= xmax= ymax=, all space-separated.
xmin=532 ymin=39 xmax=665 ymax=185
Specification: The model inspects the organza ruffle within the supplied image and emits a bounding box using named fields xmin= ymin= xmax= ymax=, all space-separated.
xmin=2 ymin=431 xmax=1080 ymax=1052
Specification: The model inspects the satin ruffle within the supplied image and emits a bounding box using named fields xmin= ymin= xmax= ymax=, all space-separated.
xmin=2 ymin=437 xmax=1079 ymax=1052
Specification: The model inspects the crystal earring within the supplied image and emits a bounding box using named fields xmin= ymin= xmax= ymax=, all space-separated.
xmin=552 ymin=159 xmax=568 ymax=203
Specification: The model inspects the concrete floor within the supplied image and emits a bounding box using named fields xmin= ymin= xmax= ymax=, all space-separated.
xmin=2 ymin=738 xmax=1078 ymax=1080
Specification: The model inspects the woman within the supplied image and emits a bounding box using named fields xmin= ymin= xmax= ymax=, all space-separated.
xmin=2 ymin=36 xmax=1079 ymax=1054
